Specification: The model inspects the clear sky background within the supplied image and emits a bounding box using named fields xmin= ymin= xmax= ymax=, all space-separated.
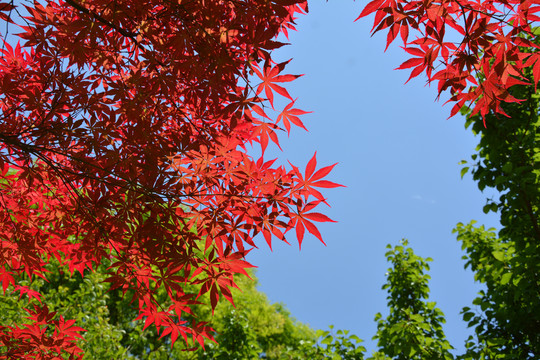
xmin=244 ymin=1 xmax=501 ymax=355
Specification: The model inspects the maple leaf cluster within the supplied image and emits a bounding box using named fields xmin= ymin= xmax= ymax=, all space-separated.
xmin=0 ymin=0 xmax=342 ymax=356
xmin=358 ymin=0 xmax=540 ymax=120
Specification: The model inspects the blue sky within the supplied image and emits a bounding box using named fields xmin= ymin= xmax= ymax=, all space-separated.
xmin=245 ymin=1 xmax=500 ymax=354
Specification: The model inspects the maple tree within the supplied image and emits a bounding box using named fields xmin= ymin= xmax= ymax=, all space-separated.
xmin=0 ymin=0 xmax=342 ymax=357
xmin=359 ymin=0 xmax=540 ymax=119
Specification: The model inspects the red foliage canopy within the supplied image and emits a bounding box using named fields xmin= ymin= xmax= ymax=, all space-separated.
xmin=359 ymin=0 xmax=540 ymax=119
xmin=0 ymin=0 xmax=341 ymax=356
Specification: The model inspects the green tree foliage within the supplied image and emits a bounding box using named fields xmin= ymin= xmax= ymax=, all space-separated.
xmin=308 ymin=326 xmax=365 ymax=360
xmin=370 ymin=241 xmax=453 ymax=360
xmin=0 ymin=259 xmax=318 ymax=359
xmin=187 ymin=273 xmax=317 ymax=360
xmin=455 ymin=68 xmax=540 ymax=359
xmin=0 ymin=258 xmax=129 ymax=359
xmin=0 ymin=239 xmax=430 ymax=360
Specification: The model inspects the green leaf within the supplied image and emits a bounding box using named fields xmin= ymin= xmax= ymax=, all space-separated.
xmin=462 ymin=312 xmax=474 ymax=322
xmin=492 ymin=251 xmax=505 ymax=262
xmin=502 ymin=162 xmax=513 ymax=173
xmin=321 ymin=335 xmax=334 ymax=345
xmin=500 ymin=272 xmax=512 ymax=285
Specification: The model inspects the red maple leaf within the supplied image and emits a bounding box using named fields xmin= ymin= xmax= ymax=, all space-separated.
xmin=253 ymin=60 xmax=302 ymax=108
xmin=290 ymin=152 xmax=344 ymax=205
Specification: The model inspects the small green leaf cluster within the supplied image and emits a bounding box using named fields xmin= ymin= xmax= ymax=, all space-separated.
xmin=307 ymin=325 xmax=365 ymax=360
